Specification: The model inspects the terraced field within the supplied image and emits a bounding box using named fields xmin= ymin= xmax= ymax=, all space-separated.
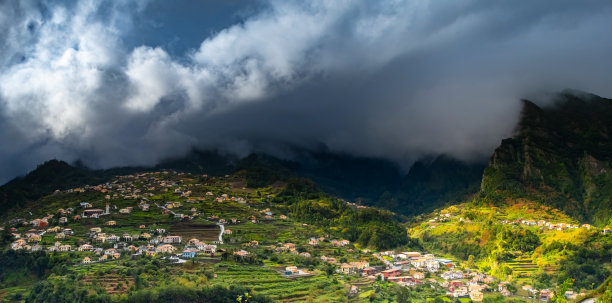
xmin=81 ymin=274 xmax=134 ymax=294
xmin=212 ymin=264 xmax=346 ymax=302
xmin=170 ymin=223 xmax=221 ymax=241
xmin=506 ymin=257 xmax=538 ymax=276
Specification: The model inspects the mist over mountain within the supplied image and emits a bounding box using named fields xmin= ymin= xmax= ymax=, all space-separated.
xmin=481 ymin=91 xmax=612 ymax=225
xmin=3 ymin=1 xmax=612 ymax=301
xmin=2 ymin=0 xmax=612 ymax=184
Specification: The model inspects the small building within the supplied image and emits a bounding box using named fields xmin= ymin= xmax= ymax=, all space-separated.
xmin=500 ymin=288 xmax=511 ymax=297
xmin=362 ymin=267 xmax=376 ymax=276
xmin=233 ymin=250 xmax=249 ymax=257
xmin=340 ymin=263 xmax=357 ymax=275
xmin=285 ymin=266 xmax=299 ymax=276
xmin=380 ymin=269 xmax=402 ymax=279
xmin=469 ymin=291 xmax=483 ymax=302
xmin=78 ymin=244 xmax=94 ymax=251
xmin=119 ymin=208 xmax=132 ymax=214
xmin=163 ymin=236 xmax=182 ymax=244
xmin=155 ymin=244 xmax=176 ymax=254
xmin=182 ymin=248 xmax=198 ymax=259
xmin=82 ymin=209 xmax=105 ymax=218
xmin=83 ymin=257 xmax=92 ymax=264
xmin=539 ymin=289 xmax=553 ymax=301
xmin=202 ymin=244 xmax=217 ymax=255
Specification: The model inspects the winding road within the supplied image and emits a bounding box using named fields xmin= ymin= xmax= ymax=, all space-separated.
xmin=217 ymin=223 xmax=224 ymax=243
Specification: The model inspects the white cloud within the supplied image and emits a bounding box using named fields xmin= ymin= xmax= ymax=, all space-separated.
xmin=0 ymin=0 xmax=612 ymax=183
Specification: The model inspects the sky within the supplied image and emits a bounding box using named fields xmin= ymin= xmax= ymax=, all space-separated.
xmin=1 ymin=0 xmax=612 ymax=184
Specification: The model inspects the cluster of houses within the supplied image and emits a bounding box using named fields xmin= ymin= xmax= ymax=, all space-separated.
xmin=181 ymin=238 xmax=217 ymax=258
xmin=500 ymin=219 xmax=612 ymax=234
xmin=428 ymin=211 xmax=612 ymax=236
xmin=9 ymin=213 xmax=222 ymax=264
xmin=6 ymin=170 xmax=607 ymax=302
xmin=321 ymin=250 xmax=534 ymax=302
xmin=428 ymin=213 xmax=453 ymax=223
xmin=213 ymin=193 xmax=247 ymax=204
xmin=9 ymin=224 xmax=75 ymax=251
xmin=6 ymin=171 xmax=252 ymax=261
xmin=501 ymin=219 xmax=580 ymax=230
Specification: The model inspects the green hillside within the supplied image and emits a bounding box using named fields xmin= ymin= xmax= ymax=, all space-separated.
xmin=481 ymin=91 xmax=612 ymax=226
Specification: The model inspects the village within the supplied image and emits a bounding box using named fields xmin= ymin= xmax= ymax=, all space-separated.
xmin=427 ymin=212 xmax=611 ymax=235
xmin=1 ymin=170 xmax=605 ymax=302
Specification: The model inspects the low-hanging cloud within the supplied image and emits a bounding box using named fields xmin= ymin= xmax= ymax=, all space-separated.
xmin=1 ymin=0 xmax=612 ymax=183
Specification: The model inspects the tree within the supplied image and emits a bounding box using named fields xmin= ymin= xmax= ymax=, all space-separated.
xmin=551 ymin=278 xmax=573 ymax=303
xmin=394 ymin=285 xmax=412 ymax=303
xmin=1 ymin=225 xmax=14 ymax=246
xmin=466 ymin=255 xmax=476 ymax=268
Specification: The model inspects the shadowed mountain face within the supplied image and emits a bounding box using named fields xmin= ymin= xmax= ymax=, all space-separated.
xmin=0 ymin=150 xmax=486 ymax=218
xmin=155 ymin=151 xmax=486 ymax=216
xmin=0 ymin=160 xmax=142 ymax=214
xmin=481 ymin=92 xmax=612 ymax=225
xmin=0 ymin=160 xmax=99 ymax=214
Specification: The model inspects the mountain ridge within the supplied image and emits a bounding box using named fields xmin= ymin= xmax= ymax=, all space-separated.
xmin=481 ymin=91 xmax=612 ymax=225
xmin=0 ymin=151 xmax=485 ymax=219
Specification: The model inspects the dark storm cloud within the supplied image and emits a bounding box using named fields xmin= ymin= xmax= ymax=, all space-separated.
xmin=1 ymin=0 xmax=612 ymax=183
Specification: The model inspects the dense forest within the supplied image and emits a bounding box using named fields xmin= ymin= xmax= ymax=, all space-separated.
xmin=277 ymin=178 xmax=413 ymax=250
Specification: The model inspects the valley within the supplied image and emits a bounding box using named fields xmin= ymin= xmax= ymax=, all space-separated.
xmin=1 ymin=167 xmax=610 ymax=302
xmin=1 ymin=93 xmax=612 ymax=302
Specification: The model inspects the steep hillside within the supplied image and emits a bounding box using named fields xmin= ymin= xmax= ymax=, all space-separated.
xmin=231 ymin=153 xmax=484 ymax=217
xmin=481 ymin=91 xmax=612 ymax=226
xmin=382 ymin=156 xmax=485 ymax=216
xmin=410 ymin=200 xmax=612 ymax=293
xmin=0 ymin=160 xmax=104 ymax=214
xmin=0 ymin=160 xmax=145 ymax=214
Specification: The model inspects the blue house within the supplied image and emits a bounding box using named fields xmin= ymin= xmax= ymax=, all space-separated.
xmin=182 ymin=249 xmax=198 ymax=259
